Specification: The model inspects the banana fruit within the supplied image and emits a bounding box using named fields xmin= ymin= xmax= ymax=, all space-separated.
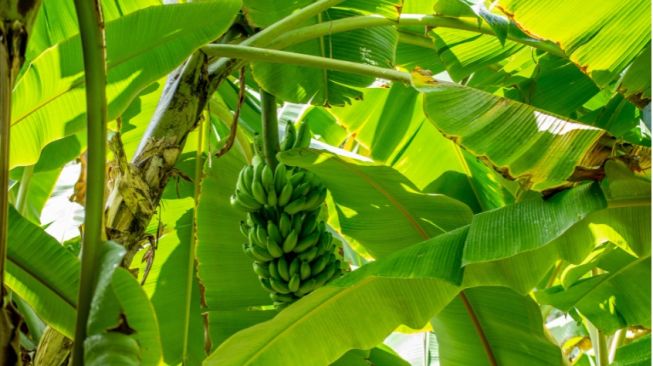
xmin=232 ymin=122 xmax=346 ymax=307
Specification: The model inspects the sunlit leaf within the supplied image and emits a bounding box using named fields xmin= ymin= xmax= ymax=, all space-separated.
xmin=279 ymin=148 xmax=473 ymax=257
xmin=498 ymin=0 xmax=651 ymax=87
xmin=10 ymin=1 xmax=240 ymax=168
xmin=432 ymin=287 xmax=563 ymax=365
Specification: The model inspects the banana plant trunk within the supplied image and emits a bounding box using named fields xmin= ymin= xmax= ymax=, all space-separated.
xmin=104 ymin=52 xmax=211 ymax=266
xmin=0 ymin=1 xmax=42 ymax=363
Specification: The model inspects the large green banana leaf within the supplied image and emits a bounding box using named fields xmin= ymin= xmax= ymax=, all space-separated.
xmin=85 ymin=242 xmax=162 ymax=365
xmin=612 ymin=334 xmax=651 ymax=366
xmin=431 ymin=27 xmax=523 ymax=81
xmin=196 ymin=148 xmax=277 ymax=349
xmin=242 ymin=0 xmax=402 ymax=28
xmin=139 ymin=198 xmax=205 ymax=365
xmin=535 ymin=251 xmax=650 ymax=334
xmin=10 ymin=0 xmax=240 ymax=168
xmin=25 ymin=0 xmax=160 ymax=63
xmin=463 ymin=182 xmax=606 ymax=264
xmin=121 ymin=132 xmax=205 ymax=365
xmin=8 ymin=132 xmax=84 ymax=223
xmin=522 ymin=54 xmax=600 ymax=117
xmin=329 ymin=83 xmax=423 ymax=162
xmin=323 ymin=84 xmax=511 ymax=211
xmin=395 ymin=37 xmax=443 ymax=75
xmin=279 ymin=149 xmax=473 ymax=257
xmin=431 ymin=287 xmax=563 ymax=366
xmin=5 ymin=207 xmax=79 ymax=338
xmin=280 ymin=149 xmax=618 ymax=291
xmin=497 ymin=0 xmax=651 ymax=89
xmin=207 ymin=181 xmax=604 ymax=365
xmin=245 ymin=0 xmax=401 ymax=106
xmin=205 ymin=228 xmax=467 ymax=365
xmin=334 ymin=346 xmax=410 ymax=366
xmin=419 ymin=82 xmax=650 ymax=191
xmin=619 ymin=44 xmax=651 ymax=108
xmin=208 ymin=151 xmax=635 ymax=365
xmin=110 ymin=269 xmax=163 ymax=365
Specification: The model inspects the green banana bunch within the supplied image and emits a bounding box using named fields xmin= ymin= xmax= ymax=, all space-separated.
xmin=232 ymin=122 xmax=345 ymax=307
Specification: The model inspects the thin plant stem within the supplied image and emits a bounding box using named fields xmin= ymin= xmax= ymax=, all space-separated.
xmin=15 ymin=164 xmax=35 ymax=215
xmin=0 ymin=26 xmax=11 ymax=296
xmin=269 ymin=13 xmax=565 ymax=57
xmin=609 ymin=328 xmax=627 ymax=362
xmin=72 ymin=0 xmax=108 ymax=364
xmin=260 ymin=90 xmax=280 ymax=168
xmin=215 ymin=67 xmax=246 ymax=158
xmin=208 ymin=0 xmax=345 ymax=75
xmin=203 ymin=45 xmax=412 ymax=84
xmin=182 ymin=107 xmax=207 ymax=363
xmin=459 ymin=292 xmax=498 ymax=366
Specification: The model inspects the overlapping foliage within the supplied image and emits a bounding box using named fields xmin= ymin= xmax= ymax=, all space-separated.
xmin=1 ymin=0 xmax=650 ymax=365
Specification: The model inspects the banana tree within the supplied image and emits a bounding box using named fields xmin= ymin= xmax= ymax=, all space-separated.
xmin=2 ymin=0 xmax=651 ymax=365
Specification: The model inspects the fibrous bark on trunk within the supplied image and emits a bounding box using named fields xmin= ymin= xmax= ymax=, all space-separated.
xmin=104 ymin=52 xmax=212 ymax=266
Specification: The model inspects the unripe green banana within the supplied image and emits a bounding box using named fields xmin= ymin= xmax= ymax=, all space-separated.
xmin=279 ymin=213 xmax=291 ymax=237
xmin=243 ymin=165 xmax=254 ymax=191
xmin=236 ymin=169 xmax=250 ymax=194
xmin=266 ymin=239 xmax=284 ymax=258
xmin=289 ymin=171 xmax=305 ymax=186
xmin=295 ymin=278 xmax=316 ymax=297
xmin=230 ymin=195 xmax=251 ymax=212
xmin=289 ymin=257 xmax=300 ymax=277
xmin=268 ymin=261 xmax=280 ymax=280
xmin=292 ymin=213 xmax=304 ymax=233
xmin=310 ymin=253 xmax=330 ymax=276
xmin=256 ymin=225 xmax=268 ymax=247
xmin=262 ymin=164 xmax=275 ymax=192
xmin=267 ymin=221 xmax=283 ymax=244
xmin=239 ymin=221 xmax=249 ymax=238
xmin=304 ymin=187 xmax=326 ymax=211
xmin=315 ymin=231 xmax=331 ymax=254
xmin=253 ymin=261 xmax=270 ymax=278
xmin=243 ymin=245 xmax=255 ymax=260
xmin=259 ymin=277 xmax=274 ymax=293
xmin=298 ymin=246 xmax=318 ymax=262
xmin=236 ymin=189 xmax=263 ymax=210
xmin=292 ymin=182 xmax=311 ymax=200
xmin=271 ymin=293 xmax=295 ymax=303
xmin=274 ymin=163 xmax=287 ymax=193
xmin=247 ymin=212 xmax=265 ymax=228
xmin=251 ymin=180 xmax=267 ymax=205
xmin=248 ymin=230 xmax=264 ymax=249
xmin=252 ymin=156 xmax=264 ymax=179
xmin=277 ymin=256 xmax=290 ymax=282
xmin=300 ymin=261 xmax=311 ymax=280
xmin=236 ymin=151 xmax=344 ymax=306
xmin=277 ymin=183 xmax=293 ymax=207
xmin=270 ymin=278 xmax=291 ymax=294
xmin=293 ymin=230 xmax=320 ymax=253
xmin=250 ymin=245 xmax=274 ymax=262
xmin=314 ymin=261 xmax=338 ymax=287
xmin=300 ymin=212 xmax=318 ymax=237
xmin=284 ymin=198 xmax=306 ymax=215
xmin=282 ymin=230 xmax=299 ymax=253
xmin=288 ymin=274 xmax=301 ymax=292
xmin=267 ymin=189 xmax=278 ymax=207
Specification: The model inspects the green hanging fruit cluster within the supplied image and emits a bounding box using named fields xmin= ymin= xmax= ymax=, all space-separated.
xmin=230 ymin=122 xmax=345 ymax=307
